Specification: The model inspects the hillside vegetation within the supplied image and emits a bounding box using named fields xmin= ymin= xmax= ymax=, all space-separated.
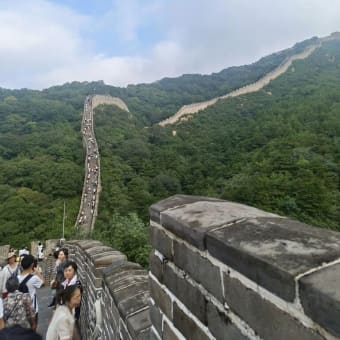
xmin=0 ymin=36 xmax=339 ymax=266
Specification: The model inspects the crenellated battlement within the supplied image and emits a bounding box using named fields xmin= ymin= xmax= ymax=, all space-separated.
xmin=148 ymin=195 xmax=340 ymax=340
xmin=65 ymin=239 xmax=151 ymax=339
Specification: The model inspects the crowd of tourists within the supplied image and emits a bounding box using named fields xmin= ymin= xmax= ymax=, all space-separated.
xmin=78 ymin=96 xmax=99 ymax=230
xmin=0 ymin=245 xmax=82 ymax=340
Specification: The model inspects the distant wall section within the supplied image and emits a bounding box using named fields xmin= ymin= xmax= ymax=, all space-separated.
xmin=92 ymin=95 xmax=129 ymax=112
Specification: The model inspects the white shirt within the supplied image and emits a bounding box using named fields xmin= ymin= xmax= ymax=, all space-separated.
xmin=38 ymin=245 xmax=44 ymax=259
xmin=62 ymin=275 xmax=78 ymax=289
xmin=0 ymin=298 xmax=3 ymax=319
xmin=18 ymin=273 xmax=43 ymax=313
xmin=46 ymin=305 xmax=75 ymax=340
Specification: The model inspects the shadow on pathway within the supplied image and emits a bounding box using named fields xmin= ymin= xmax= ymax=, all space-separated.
xmin=36 ymin=286 xmax=53 ymax=339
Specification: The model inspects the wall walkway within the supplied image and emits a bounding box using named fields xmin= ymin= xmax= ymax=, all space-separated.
xmin=158 ymin=40 xmax=333 ymax=126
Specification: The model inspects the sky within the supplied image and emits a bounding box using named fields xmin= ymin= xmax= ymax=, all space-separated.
xmin=1 ymin=0 xmax=340 ymax=90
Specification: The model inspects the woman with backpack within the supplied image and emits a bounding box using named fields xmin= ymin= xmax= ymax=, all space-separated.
xmin=2 ymin=276 xmax=36 ymax=330
xmin=17 ymin=255 xmax=44 ymax=329
xmin=1 ymin=252 xmax=20 ymax=299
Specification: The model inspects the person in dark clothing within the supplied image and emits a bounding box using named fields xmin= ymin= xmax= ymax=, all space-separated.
xmin=55 ymin=248 xmax=69 ymax=284
xmin=48 ymin=248 xmax=68 ymax=308
xmin=0 ymin=324 xmax=42 ymax=340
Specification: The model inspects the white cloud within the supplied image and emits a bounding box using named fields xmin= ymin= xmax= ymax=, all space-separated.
xmin=0 ymin=0 xmax=340 ymax=89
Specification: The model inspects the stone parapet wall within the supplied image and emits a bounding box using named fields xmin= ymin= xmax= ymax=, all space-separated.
xmin=0 ymin=244 xmax=10 ymax=266
xmin=149 ymin=195 xmax=340 ymax=340
xmin=65 ymin=240 xmax=151 ymax=340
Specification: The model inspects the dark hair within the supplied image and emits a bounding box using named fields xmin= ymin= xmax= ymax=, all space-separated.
xmin=59 ymin=248 xmax=69 ymax=257
xmin=0 ymin=324 xmax=42 ymax=339
xmin=53 ymin=250 xmax=59 ymax=259
xmin=21 ymin=254 xmax=35 ymax=270
xmin=6 ymin=276 xmax=19 ymax=293
xmin=57 ymin=285 xmax=80 ymax=305
xmin=63 ymin=261 xmax=77 ymax=273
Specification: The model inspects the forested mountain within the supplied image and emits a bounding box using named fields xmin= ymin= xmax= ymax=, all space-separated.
xmin=0 ymin=35 xmax=339 ymax=266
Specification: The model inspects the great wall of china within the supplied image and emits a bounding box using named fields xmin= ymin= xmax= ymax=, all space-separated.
xmin=1 ymin=34 xmax=340 ymax=339
xmin=158 ymin=44 xmax=320 ymax=126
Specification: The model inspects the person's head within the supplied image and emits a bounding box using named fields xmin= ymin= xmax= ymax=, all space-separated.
xmin=7 ymin=252 xmax=16 ymax=264
xmin=6 ymin=276 xmax=19 ymax=293
xmin=58 ymin=285 xmax=81 ymax=308
xmin=63 ymin=261 xmax=77 ymax=280
xmin=58 ymin=248 xmax=68 ymax=262
xmin=0 ymin=324 xmax=42 ymax=340
xmin=21 ymin=254 xmax=35 ymax=270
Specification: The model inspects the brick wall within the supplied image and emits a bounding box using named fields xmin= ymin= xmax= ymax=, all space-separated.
xmin=65 ymin=240 xmax=151 ymax=340
xmin=0 ymin=244 xmax=10 ymax=266
xmin=149 ymin=195 xmax=340 ymax=340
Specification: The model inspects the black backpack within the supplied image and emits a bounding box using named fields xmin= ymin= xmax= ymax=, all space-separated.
xmin=18 ymin=274 xmax=33 ymax=294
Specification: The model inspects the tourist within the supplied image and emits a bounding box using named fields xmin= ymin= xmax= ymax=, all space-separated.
xmin=46 ymin=285 xmax=81 ymax=340
xmin=49 ymin=248 xmax=68 ymax=307
xmin=37 ymin=243 xmax=44 ymax=262
xmin=2 ymin=276 xmax=36 ymax=330
xmin=55 ymin=249 xmax=68 ymax=281
xmin=59 ymin=261 xmax=82 ymax=321
xmin=0 ymin=325 xmax=42 ymax=340
xmin=0 ymin=252 xmax=20 ymax=298
xmin=18 ymin=255 xmax=45 ymax=327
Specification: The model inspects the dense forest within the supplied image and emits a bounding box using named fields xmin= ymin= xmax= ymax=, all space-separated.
xmin=0 ymin=36 xmax=339 ymax=266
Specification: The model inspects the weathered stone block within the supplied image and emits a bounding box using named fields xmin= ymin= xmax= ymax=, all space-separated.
xmin=93 ymin=252 xmax=127 ymax=266
xmin=112 ymin=282 xmax=149 ymax=313
xmin=118 ymin=291 xmax=150 ymax=319
xmin=150 ymin=194 xmax=220 ymax=224
xmin=223 ymin=272 xmax=324 ymax=340
xmin=164 ymin=262 xmax=206 ymax=323
xmin=173 ymin=239 xmax=223 ymax=302
xmin=150 ymin=327 xmax=161 ymax=340
xmin=207 ymin=217 xmax=340 ymax=301
xmin=136 ymin=327 xmax=151 ymax=340
xmin=149 ymin=275 xmax=172 ymax=319
xmin=77 ymin=240 xmax=103 ymax=250
xmin=173 ymin=302 xmax=210 ymax=340
xmin=149 ymin=252 xmax=164 ymax=283
xmin=206 ymin=301 xmax=247 ymax=340
xmin=151 ymin=195 xmax=276 ymax=249
xmin=103 ymin=261 xmax=141 ymax=277
xmin=86 ymin=246 xmax=116 ymax=256
xmin=149 ymin=303 xmax=163 ymax=336
xmin=108 ymin=270 xmax=147 ymax=289
xmin=163 ymin=320 xmax=183 ymax=340
xmin=119 ymin=320 xmax=133 ymax=340
xmin=126 ymin=309 xmax=151 ymax=339
xmin=299 ymin=263 xmax=340 ymax=337
xmin=149 ymin=224 xmax=173 ymax=260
